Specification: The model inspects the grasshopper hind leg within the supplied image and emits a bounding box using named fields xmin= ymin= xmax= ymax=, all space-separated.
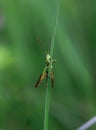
xmin=50 ymin=71 xmax=54 ymax=88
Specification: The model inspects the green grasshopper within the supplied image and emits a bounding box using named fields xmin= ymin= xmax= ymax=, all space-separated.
xmin=35 ymin=39 xmax=56 ymax=88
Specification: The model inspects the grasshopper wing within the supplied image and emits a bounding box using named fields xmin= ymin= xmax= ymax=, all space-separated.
xmin=35 ymin=72 xmax=46 ymax=88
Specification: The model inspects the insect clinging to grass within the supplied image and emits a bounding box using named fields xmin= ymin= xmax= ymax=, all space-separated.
xmin=35 ymin=39 xmax=56 ymax=88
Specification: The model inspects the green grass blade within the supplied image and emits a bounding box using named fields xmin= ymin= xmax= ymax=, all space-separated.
xmin=44 ymin=1 xmax=61 ymax=130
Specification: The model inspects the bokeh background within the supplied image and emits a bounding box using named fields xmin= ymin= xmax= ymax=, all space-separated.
xmin=0 ymin=0 xmax=96 ymax=130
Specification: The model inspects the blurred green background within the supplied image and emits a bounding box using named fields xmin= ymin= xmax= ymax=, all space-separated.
xmin=0 ymin=0 xmax=96 ymax=130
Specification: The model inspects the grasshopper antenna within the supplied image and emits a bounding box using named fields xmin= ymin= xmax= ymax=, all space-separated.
xmin=36 ymin=38 xmax=47 ymax=55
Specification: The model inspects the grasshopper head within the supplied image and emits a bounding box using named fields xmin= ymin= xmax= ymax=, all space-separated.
xmin=45 ymin=54 xmax=51 ymax=66
xmin=46 ymin=54 xmax=51 ymax=61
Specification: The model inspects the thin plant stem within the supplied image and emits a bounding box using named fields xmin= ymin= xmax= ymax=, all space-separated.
xmin=50 ymin=0 xmax=61 ymax=57
xmin=44 ymin=1 xmax=61 ymax=130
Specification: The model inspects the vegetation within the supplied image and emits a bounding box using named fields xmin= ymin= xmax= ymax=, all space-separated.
xmin=0 ymin=0 xmax=96 ymax=130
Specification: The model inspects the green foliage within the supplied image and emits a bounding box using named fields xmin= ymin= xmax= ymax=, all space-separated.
xmin=0 ymin=0 xmax=96 ymax=130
